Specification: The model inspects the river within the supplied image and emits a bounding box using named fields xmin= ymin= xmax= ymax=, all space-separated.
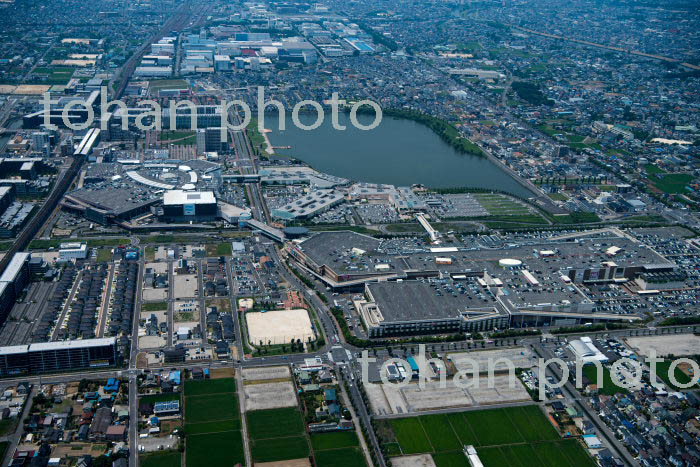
xmin=263 ymin=112 xmax=532 ymax=198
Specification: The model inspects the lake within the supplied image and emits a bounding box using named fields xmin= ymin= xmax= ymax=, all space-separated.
xmin=263 ymin=112 xmax=532 ymax=198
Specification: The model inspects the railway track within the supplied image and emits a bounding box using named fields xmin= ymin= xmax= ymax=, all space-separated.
xmin=0 ymin=155 xmax=84 ymax=273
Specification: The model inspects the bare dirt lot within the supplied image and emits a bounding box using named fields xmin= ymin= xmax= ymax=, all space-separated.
xmin=448 ymin=347 xmax=537 ymax=373
xmin=241 ymin=366 xmax=291 ymax=382
xmin=243 ymin=381 xmax=297 ymax=411
xmin=625 ymin=334 xmax=700 ymax=357
xmin=246 ymin=309 xmax=314 ymax=345
xmin=173 ymin=274 xmax=198 ymax=299
xmin=391 ymin=455 xmax=436 ymax=467
xmin=365 ymin=373 xmax=531 ymax=415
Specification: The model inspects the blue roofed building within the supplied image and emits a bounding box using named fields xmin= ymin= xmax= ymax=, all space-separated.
xmin=104 ymin=378 xmax=120 ymax=393
xmin=153 ymin=399 xmax=180 ymax=416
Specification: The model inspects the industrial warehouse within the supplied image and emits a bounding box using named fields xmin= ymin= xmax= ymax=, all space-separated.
xmin=287 ymin=230 xmax=675 ymax=336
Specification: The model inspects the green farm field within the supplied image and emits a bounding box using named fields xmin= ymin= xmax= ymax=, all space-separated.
xmin=380 ymin=405 xmax=595 ymax=467
xmin=246 ymin=407 xmax=305 ymax=440
xmin=183 ymin=378 xmax=244 ymax=466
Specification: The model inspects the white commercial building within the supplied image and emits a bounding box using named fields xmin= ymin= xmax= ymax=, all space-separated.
xmin=568 ymin=337 xmax=609 ymax=363
xmin=59 ymin=243 xmax=88 ymax=261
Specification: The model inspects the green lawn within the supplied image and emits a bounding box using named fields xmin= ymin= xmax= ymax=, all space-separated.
xmin=184 ymin=377 xmax=236 ymax=396
xmin=185 ymin=393 xmax=238 ymax=423
xmin=247 ymin=407 xmax=305 ymax=440
xmin=141 ymin=302 xmax=168 ymax=312
xmin=186 ymin=430 xmax=245 ymax=467
xmin=654 ymin=360 xmax=698 ymax=390
xmin=96 ymin=248 xmax=113 ymax=262
xmin=315 ymin=447 xmax=366 ymax=467
xmin=645 ymin=164 xmax=693 ymax=194
xmin=140 ymin=451 xmax=181 ymax=467
xmin=205 ymin=242 xmax=232 ymax=256
xmin=251 ymin=435 xmax=310 ymax=462
xmin=582 ymin=364 xmax=629 ymax=396
xmin=149 ymin=79 xmax=189 ymax=91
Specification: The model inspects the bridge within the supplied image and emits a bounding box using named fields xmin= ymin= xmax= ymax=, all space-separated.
xmin=241 ymin=218 xmax=286 ymax=243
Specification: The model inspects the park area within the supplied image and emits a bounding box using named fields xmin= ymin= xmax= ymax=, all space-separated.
xmin=645 ymin=164 xmax=693 ymax=194
xmin=378 ymin=405 xmax=595 ymax=467
xmin=184 ymin=377 xmax=245 ymax=467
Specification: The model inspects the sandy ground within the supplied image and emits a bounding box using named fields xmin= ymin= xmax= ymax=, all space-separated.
xmin=625 ymin=334 xmax=700 ymax=357
xmin=173 ymin=274 xmax=198 ymax=299
xmin=246 ymin=309 xmax=314 ymax=345
xmin=448 ymin=347 xmax=537 ymax=373
xmin=145 ymin=262 xmax=168 ymax=273
xmin=139 ymin=335 xmax=166 ymax=349
xmin=142 ymin=288 xmax=168 ymax=300
xmin=242 ymin=366 xmax=291 ymax=382
xmin=243 ymin=381 xmax=297 ymax=411
xmin=391 ymin=455 xmax=437 ymax=467
xmin=13 ymin=85 xmax=51 ymax=95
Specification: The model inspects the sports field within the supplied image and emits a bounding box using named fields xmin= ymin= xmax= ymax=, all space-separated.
xmin=184 ymin=378 xmax=245 ymax=467
xmin=380 ymin=405 xmax=595 ymax=467
xmin=311 ymin=431 xmax=366 ymax=467
xmin=247 ymin=407 xmax=310 ymax=463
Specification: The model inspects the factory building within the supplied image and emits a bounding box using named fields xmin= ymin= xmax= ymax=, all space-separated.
xmin=162 ymin=190 xmax=218 ymax=221
xmin=0 ymin=337 xmax=117 ymax=377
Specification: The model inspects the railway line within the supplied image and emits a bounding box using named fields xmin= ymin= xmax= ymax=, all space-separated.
xmin=0 ymin=155 xmax=84 ymax=274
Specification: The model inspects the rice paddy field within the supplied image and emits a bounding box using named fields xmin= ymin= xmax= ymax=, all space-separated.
xmin=246 ymin=404 xmax=367 ymax=466
xmin=378 ymin=405 xmax=595 ymax=467
xmin=247 ymin=407 xmax=310 ymax=463
xmin=311 ymin=431 xmax=366 ymax=467
xmin=184 ymin=377 xmax=245 ymax=467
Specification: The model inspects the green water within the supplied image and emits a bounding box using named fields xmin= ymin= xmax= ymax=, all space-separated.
xmin=264 ymin=112 xmax=531 ymax=198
